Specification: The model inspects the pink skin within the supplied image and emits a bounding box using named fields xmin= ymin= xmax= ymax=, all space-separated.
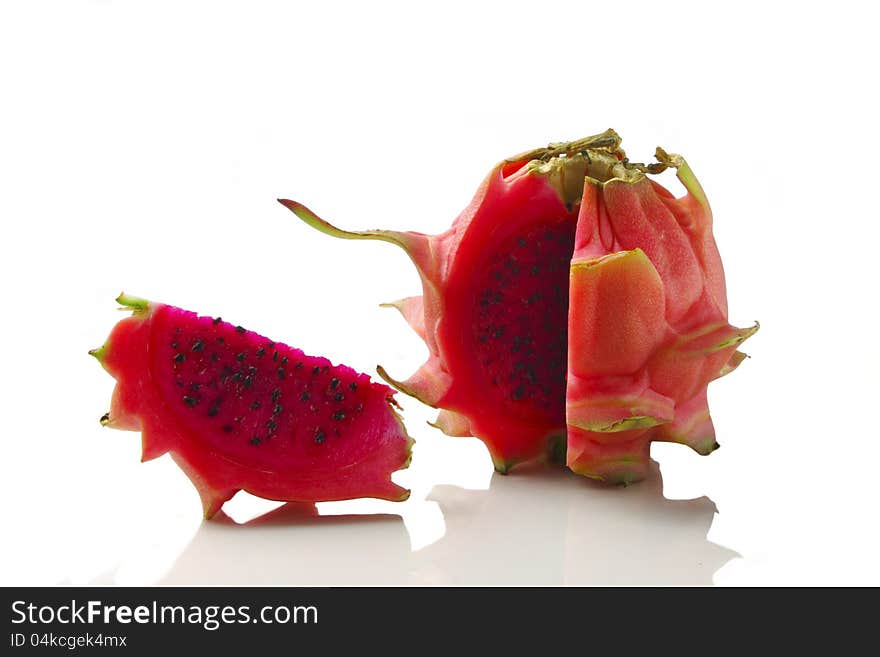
xmin=566 ymin=161 xmax=757 ymax=483
xmin=93 ymin=298 xmax=412 ymax=518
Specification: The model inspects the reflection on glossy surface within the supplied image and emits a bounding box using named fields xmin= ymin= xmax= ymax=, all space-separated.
xmin=412 ymin=461 xmax=736 ymax=585
xmin=160 ymin=502 xmax=412 ymax=585
xmin=158 ymin=460 xmax=734 ymax=585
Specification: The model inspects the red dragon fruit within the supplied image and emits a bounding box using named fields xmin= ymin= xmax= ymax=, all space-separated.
xmin=565 ymin=147 xmax=758 ymax=483
xmin=90 ymin=294 xmax=413 ymax=518
xmin=278 ymin=131 xmax=610 ymax=471
xmin=280 ymin=129 xmax=756 ymax=481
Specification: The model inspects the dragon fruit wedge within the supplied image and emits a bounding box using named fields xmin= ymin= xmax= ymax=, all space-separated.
xmin=90 ymin=294 xmax=413 ymax=518
xmin=279 ymin=129 xmax=756 ymax=481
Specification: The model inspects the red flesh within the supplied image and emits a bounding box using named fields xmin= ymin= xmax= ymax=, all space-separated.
xmin=95 ymin=298 xmax=412 ymax=518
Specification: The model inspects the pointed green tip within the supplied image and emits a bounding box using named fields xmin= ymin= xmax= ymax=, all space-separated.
xmin=89 ymin=345 xmax=107 ymax=362
xmin=491 ymin=455 xmax=518 ymax=475
xmin=376 ymin=365 xmax=407 ymax=394
xmin=116 ymin=292 xmax=149 ymax=313
xmin=279 ymin=198 xmax=414 ymax=251
xmin=278 ymin=198 xmax=344 ymax=237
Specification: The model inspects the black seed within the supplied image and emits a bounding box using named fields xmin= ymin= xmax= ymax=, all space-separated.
xmin=349 ymin=381 xmax=358 ymax=391
xmin=312 ymin=366 xmax=321 ymax=375
xmin=213 ymin=317 xmax=222 ymax=325
xmin=216 ymin=337 xmax=224 ymax=344
xmin=271 ymin=388 xmax=281 ymax=402
xmin=176 ymin=380 xmax=184 ymax=387
xmin=273 ymin=351 xmax=279 ymax=362
xmin=189 ymin=382 xmax=201 ymax=391
xmin=333 ymin=411 xmax=345 ymax=421
xmin=251 ymin=400 xmax=261 ymax=410
xmin=266 ymin=420 xmax=277 ymax=433
xmin=329 ymin=378 xmax=340 ymax=390
xmin=281 ymin=356 xmax=288 ymax=365
xmin=334 ymin=392 xmax=344 ymax=402
xmin=250 ymin=436 xmax=261 ymax=446
xmin=278 ymin=368 xmax=286 ymax=380
xmin=235 ymin=326 xmax=245 ymax=333
xmin=256 ymin=347 xmax=266 ymax=357
xmin=243 ymin=376 xmax=253 ymax=390
xmin=173 ymin=353 xmax=185 ymax=364
xmin=232 ymin=372 xmax=243 ymax=382
xmin=295 ymin=362 xmax=303 ymax=370
xmin=530 ymin=264 xmax=540 ymax=276
xmin=182 ymin=395 xmax=198 ymax=407
xmin=267 ymin=342 xmax=275 ymax=348
xmin=512 ymin=385 xmax=525 ymax=401
xmin=171 ymin=341 xmax=179 ymax=349
xmin=300 ymin=391 xmax=311 ymax=401
xmin=222 ymin=425 xmax=233 ymax=433
xmin=273 ymin=403 xmax=283 ymax=415
xmin=314 ymin=429 xmax=325 ymax=444
xmin=211 ymin=352 xmax=220 ymax=362
xmin=236 ymin=352 xmax=246 ymax=361
xmin=208 ymin=402 xmax=220 ymax=417
xmin=192 ymin=339 xmax=204 ymax=352
xmin=517 ymin=237 xmax=527 ymax=247
xmin=493 ymin=327 xmax=504 ymax=338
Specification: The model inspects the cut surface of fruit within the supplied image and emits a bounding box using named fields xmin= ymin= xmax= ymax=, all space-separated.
xmin=91 ymin=294 xmax=412 ymax=518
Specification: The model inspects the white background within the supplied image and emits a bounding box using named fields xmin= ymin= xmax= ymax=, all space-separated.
xmin=1 ymin=1 xmax=878 ymax=585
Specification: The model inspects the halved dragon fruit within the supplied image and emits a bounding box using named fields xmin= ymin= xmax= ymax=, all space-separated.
xmin=280 ymin=129 xmax=756 ymax=481
xmin=279 ymin=131 xmax=604 ymax=471
xmin=90 ymin=294 xmax=413 ymax=518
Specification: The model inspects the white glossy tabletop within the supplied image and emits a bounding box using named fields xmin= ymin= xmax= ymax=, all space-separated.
xmin=1 ymin=1 xmax=878 ymax=587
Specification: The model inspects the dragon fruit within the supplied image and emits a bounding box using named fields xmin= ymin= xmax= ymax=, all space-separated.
xmin=565 ymin=147 xmax=758 ymax=483
xmin=279 ymin=129 xmax=756 ymax=481
xmin=278 ymin=131 xmax=607 ymax=471
xmin=90 ymin=294 xmax=413 ymax=518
